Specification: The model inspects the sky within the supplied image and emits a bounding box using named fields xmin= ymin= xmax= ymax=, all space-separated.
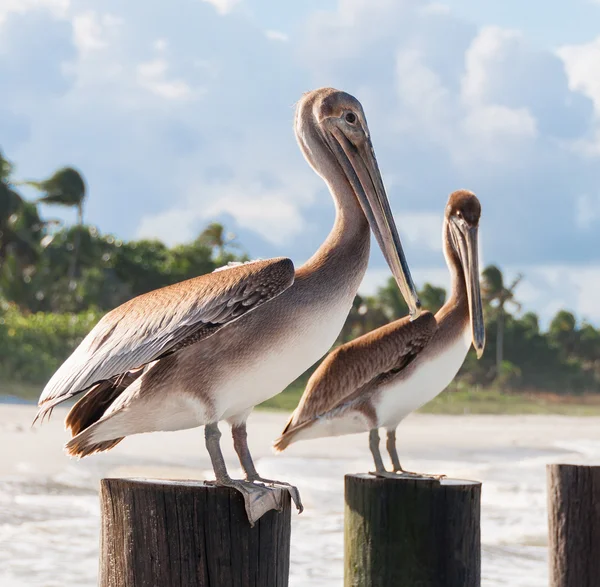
xmin=1 ymin=0 xmax=600 ymax=327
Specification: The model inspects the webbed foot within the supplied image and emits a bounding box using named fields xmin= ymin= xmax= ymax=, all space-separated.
xmin=247 ymin=475 xmax=303 ymax=514
xmin=369 ymin=469 xmax=446 ymax=481
xmin=206 ymin=478 xmax=284 ymax=526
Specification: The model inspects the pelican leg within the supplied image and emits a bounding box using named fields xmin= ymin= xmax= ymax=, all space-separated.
xmin=386 ymin=428 xmax=418 ymax=475
xmin=386 ymin=428 xmax=446 ymax=480
xmin=387 ymin=429 xmax=404 ymax=472
xmin=231 ymin=421 xmax=303 ymax=514
xmin=204 ymin=423 xmax=283 ymax=526
xmin=368 ymin=428 xmax=389 ymax=476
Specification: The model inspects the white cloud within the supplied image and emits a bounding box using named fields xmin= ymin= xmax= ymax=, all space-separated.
xmin=0 ymin=0 xmax=68 ymax=24
xmin=396 ymin=211 xmax=443 ymax=252
xmin=154 ymin=38 xmax=168 ymax=52
xmin=72 ymin=11 xmax=121 ymax=54
xmin=204 ymin=188 xmax=305 ymax=245
xmin=558 ymin=38 xmax=600 ymax=114
xmin=137 ymin=176 xmax=313 ymax=246
xmin=420 ymin=2 xmax=450 ymax=15
xmin=395 ymin=48 xmax=452 ymax=132
xmin=461 ymin=27 xmax=522 ymax=106
xmin=462 ymin=105 xmax=536 ymax=138
xmin=525 ymin=265 xmax=600 ymax=325
xmin=461 ymin=105 xmax=537 ymax=162
xmin=576 ymin=193 xmax=600 ymax=231
xmin=200 ymin=0 xmax=241 ymax=16
xmin=136 ymin=58 xmax=193 ymax=100
xmin=558 ymin=37 xmax=600 ymax=157
xmin=392 ymin=27 xmax=539 ymax=165
xmin=136 ymin=208 xmax=196 ymax=245
xmin=265 ymin=30 xmax=288 ymax=42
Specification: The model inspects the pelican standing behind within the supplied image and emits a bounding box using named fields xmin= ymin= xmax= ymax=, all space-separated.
xmin=34 ymin=88 xmax=421 ymax=523
xmin=274 ymin=190 xmax=485 ymax=476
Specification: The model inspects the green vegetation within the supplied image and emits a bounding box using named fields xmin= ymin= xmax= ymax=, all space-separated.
xmin=0 ymin=304 xmax=101 ymax=385
xmin=420 ymin=387 xmax=600 ymax=416
xmin=258 ymin=385 xmax=600 ymax=415
xmin=1 ymin=149 xmax=600 ymax=414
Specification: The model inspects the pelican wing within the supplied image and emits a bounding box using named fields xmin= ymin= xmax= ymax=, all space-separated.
xmin=282 ymin=311 xmax=436 ymax=433
xmin=38 ymin=258 xmax=294 ymax=410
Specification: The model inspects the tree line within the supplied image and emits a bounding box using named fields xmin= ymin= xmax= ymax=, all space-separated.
xmin=1 ymin=150 xmax=598 ymax=394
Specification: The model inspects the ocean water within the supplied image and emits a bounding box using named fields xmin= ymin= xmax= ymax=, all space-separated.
xmin=1 ymin=435 xmax=588 ymax=587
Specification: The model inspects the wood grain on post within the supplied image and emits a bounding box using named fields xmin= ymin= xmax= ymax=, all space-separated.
xmin=344 ymin=474 xmax=481 ymax=587
xmin=547 ymin=464 xmax=600 ymax=587
xmin=99 ymin=478 xmax=291 ymax=587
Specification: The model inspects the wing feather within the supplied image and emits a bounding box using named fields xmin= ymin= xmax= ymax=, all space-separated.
xmin=38 ymin=257 xmax=294 ymax=409
xmin=284 ymin=311 xmax=437 ymax=433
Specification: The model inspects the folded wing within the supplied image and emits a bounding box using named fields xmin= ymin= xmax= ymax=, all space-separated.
xmin=36 ymin=258 xmax=295 ymax=418
xmin=278 ymin=311 xmax=436 ymax=440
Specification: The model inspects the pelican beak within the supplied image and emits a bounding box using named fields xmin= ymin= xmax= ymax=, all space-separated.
xmin=452 ymin=219 xmax=485 ymax=358
xmin=327 ymin=127 xmax=421 ymax=319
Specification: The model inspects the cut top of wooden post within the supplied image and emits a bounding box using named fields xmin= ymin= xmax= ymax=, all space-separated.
xmin=99 ymin=477 xmax=291 ymax=587
xmin=346 ymin=472 xmax=481 ymax=487
xmin=344 ymin=474 xmax=482 ymax=587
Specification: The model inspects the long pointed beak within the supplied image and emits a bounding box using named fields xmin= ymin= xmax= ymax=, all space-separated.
xmin=455 ymin=222 xmax=485 ymax=358
xmin=328 ymin=127 xmax=421 ymax=319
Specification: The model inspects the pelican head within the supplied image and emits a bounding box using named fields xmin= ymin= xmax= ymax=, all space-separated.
xmin=445 ymin=190 xmax=485 ymax=358
xmin=295 ymin=88 xmax=421 ymax=319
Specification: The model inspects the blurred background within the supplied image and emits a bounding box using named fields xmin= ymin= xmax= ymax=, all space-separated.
xmin=1 ymin=1 xmax=600 ymax=586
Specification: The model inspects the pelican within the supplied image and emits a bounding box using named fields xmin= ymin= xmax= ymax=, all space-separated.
xmin=34 ymin=88 xmax=421 ymax=523
xmin=274 ymin=190 xmax=485 ymax=477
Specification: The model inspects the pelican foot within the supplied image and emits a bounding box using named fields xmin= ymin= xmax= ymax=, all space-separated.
xmin=369 ymin=469 xmax=400 ymax=479
xmin=369 ymin=470 xmax=446 ymax=481
xmin=248 ymin=476 xmax=304 ymax=514
xmin=206 ymin=478 xmax=284 ymax=526
xmin=393 ymin=470 xmax=447 ymax=480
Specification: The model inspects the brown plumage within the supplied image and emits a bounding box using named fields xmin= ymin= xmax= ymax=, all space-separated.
xmin=274 ymin=190 xmax=485 ymax=476
xmin=63 ymin=371 xmax=143 ymax=456
xmin=35 ymin=257 xmax=295 ymax=430
xmin=274 ymin=312 xmax=436 ymax=451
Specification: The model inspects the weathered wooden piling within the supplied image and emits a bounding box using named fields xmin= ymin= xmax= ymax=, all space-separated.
xmin=99 ymin=478 xmax=291 ymax=587
xmin=547 ymin=464 xmax=600 ymax=587
xmin=344 ymin=474 xmax=481 ymax=587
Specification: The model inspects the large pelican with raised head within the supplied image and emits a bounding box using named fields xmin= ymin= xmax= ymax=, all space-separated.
xmin=34 ymin=88 xmax=421 ymax=523
xmin=274 ymin=190 xmax=485 ymax=477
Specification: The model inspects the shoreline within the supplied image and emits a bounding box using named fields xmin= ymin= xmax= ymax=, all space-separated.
xmin=2 ymin=403 xmax=600 ymax=480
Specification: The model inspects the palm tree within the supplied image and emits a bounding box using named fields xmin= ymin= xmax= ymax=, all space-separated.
xmin=548 ymin=310 xmax=578 ymax=357
xmin=481 ymin=265 xmax=522 ymax=378
xmin=26 ymin=167 xmax=86 ymax=280
xmin=0 ymin=152 xmax=45 ymax=269
xmin=0 ymin=151 xmax=57 ymax=309
xmin=197 ymin=222 xmax=242 ymax=263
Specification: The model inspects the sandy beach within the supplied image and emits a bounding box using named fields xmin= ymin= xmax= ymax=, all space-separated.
xmin=4 ymin=405 xmax=599 ymax=477
xmin=2 ymin=405 xmax=600 ymax=586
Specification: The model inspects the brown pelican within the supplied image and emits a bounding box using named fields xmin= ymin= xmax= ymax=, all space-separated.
xmin=34 ymin=88 xmax=421 ymax=524
xmin=274 ymin=190 xmax=485 ymax=477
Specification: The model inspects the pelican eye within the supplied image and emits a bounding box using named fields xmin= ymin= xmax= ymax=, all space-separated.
xmin=345 ymin=112 xmax=357 ymax=124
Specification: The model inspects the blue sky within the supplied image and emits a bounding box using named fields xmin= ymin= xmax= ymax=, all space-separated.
xmin=1 ymin=0 xmax=600 ymax=327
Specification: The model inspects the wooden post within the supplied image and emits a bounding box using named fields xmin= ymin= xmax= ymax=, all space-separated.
xmin=99 ymin=478 xmax=291 ymax=587
xmin=344 ymin=474 xmax=481 ymax=587
xmin=547 ymin=464 xmax=600 ymax=587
